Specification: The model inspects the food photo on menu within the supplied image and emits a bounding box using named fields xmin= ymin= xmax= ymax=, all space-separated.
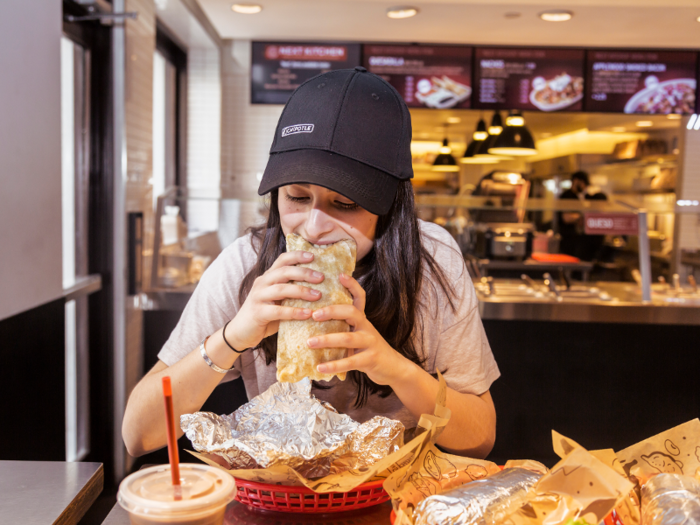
xmin=587 ymin=50 xmax=698 ymax=114
xmin=530 ymin=72 xmax=584 ymax=111
xmin=363 ymin=44 xmax=473 ymax=109
xmin=474 ymin=47 xmax=585 ymax=112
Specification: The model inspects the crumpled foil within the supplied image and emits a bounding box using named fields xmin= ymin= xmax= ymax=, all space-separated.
xmin=413 ymin=468 xmax=541 ymax=525
xmin=641 ymin=473 xmax=700 ymax=525
xmin=181 ymin=378 xmax=404 ymax=479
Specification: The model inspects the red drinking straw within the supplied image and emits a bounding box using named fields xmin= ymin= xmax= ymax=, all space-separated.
xmin=162 ymin=376 xmax=181 ymax=497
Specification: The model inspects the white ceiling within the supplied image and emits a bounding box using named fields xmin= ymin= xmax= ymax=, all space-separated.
xmin=196 ymin=0 xmax=700 ymax=48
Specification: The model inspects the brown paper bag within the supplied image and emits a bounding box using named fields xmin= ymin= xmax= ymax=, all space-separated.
xmin=616 ymin=419 xmax=700 ymax=486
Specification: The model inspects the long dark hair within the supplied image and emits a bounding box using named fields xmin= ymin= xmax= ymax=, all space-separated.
xmin=239 ymin=181 xmax=457 ymax=407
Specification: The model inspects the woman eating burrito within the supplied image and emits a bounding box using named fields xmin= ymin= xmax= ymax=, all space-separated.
xmin=122 ymin=67 xmax=500 ymax=459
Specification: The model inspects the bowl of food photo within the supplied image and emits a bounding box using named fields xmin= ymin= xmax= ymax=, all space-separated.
xmin=529 ymin=73 xmax=584 ymax=112
xmin=624 ymin=77 xmax=696 ymax=114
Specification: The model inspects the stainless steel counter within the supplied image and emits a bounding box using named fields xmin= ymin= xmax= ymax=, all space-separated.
xmin=477 ymin=280 xmax=700 ymax=325
xmin=0 ymin=460 xmax=103 ymax=525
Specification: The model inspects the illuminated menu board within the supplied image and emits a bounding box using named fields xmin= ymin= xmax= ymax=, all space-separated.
xmin=474 ymin=48 xmax=585 ymax=112
xmin=251 ymin=42 xmax=361 ymax=104
xmin=363 ymin=44 xmax=472 ymax=109
xmin=586 ymin=50 xmax=698 ymax=114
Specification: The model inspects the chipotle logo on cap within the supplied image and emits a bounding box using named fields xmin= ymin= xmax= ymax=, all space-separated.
xmin=281 ymin=124 xmax=314 ymax=137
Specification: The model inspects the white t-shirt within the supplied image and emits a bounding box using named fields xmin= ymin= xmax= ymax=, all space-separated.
xmin=158 ymin=220 xmax=500 ymax=430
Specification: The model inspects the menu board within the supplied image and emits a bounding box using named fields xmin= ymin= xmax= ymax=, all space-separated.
xmin=251 ymin=42 xmax=361 ymax=104
xmin=362 ymin=44 xmax=472 ymax=109
xmin=586 ymin=50 xmax=698 ymax=114
xmin=474 ymin=48 xmax=585 ymax=112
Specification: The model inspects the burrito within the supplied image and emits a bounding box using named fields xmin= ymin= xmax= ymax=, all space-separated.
xmin=276 ymin=233 xmax=357 ymax=383
xmin=413 ymin=467 xmax=542 ymax=525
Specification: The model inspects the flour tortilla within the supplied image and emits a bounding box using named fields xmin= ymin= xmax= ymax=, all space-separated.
xmin=276 ymin=234 xmax=357 ymax=383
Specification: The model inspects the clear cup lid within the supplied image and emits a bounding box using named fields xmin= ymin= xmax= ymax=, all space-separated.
xmin=118 ymin=463 xmax=235 ymax=516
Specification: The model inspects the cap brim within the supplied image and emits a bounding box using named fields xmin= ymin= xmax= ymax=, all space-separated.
xmin=258 ymin=149 xmax=399 ymax=215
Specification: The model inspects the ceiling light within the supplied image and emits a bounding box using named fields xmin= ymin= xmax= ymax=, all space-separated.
xmin=488 ymin=111 xmax=504 ymax=135
xmin=473 ymin=119 xmax=489 ymax=141
xmin=636 ymin=120 xmax=654 ymax=127
xmin=387 ymin=6 xmax=419 ymax=19
xmin=232 ymin=3 xmax=262 ymax=14
xmin=667 ymin=114 xmax=682 ymax=120
xmin=447 ymin=117 xmax=461 ymax=124
xmin=433 ymin=138 xmax=459 ymax=171
xmin=539 ymin=10 xmax=573 ymax=22
xmin=612 ymin=127 xmax=626 ymax=132
xmin=489 ymin=111 xmax=537 ymax=156
xmin=696 ymin=16 xmax=700 ymax=22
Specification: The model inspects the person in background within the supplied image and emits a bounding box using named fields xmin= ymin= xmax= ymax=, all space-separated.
xmin=558 ymin=171 xmax=589 ymax=258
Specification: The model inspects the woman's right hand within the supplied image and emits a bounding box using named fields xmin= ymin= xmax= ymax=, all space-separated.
xmin=224 ymin=250 xmax=324 ymax=350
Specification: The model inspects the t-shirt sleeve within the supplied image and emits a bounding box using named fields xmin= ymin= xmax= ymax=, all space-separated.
xmin=156 ymin=236 xmax=256 ymax=379
xmin=419 ymin=221 xmax=500 ymax=396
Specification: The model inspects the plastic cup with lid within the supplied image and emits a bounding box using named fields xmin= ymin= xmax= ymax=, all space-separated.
xmin=118 ymin=463 xmax=235 ymax=525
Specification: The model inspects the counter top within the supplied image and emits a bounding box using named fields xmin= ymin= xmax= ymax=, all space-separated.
xmin=477 ymin=280 xmax=700 ymax=325
xmin=0 ymin=460 xmax=103 ymax=525
xmin=103 ymin=498 xmax=392 ymax=524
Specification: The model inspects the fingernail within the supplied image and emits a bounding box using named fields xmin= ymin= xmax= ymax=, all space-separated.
xmin=302 ymin=309 xmax=312 ymax=315
xmin=339 ymin=273 xmax=347 ymax=279
xmin=309 ymin=289 xmax=321 ymax=297
xmin=313 ymin=310 xmax=324 ymax=319
xmin=302 ymin=252 xmax=313 ymax=260
xmin=308 ymin=337 xmax=318 ymax=346
xmin=312 ymin=271 xmax=323 ymax=279
xmin=317 ymin=364 xmax=327 ymax=372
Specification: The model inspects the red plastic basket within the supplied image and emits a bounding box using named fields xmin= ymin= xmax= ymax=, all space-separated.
xmin=234 ymin=478 xmax=390 ymax=514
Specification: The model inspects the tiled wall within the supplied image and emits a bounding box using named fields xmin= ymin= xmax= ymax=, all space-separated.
xmin=220 ymin=40 xmax=282 ymax=240
xmin=186 ymin=47 xmax=223 ymax=234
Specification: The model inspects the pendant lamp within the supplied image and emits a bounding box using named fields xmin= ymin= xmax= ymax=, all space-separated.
xmin=488 ymin=111 xmax=537 ymax=156
xmin=475 ymin=112 xmax=507 ymax=159
xmin=461 ymin=118 xmax=498 ymax=164
xmin=432 ymin=129 xmax=459 ymax=171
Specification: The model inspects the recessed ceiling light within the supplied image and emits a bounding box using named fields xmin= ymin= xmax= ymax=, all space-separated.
xmin=636 ymin=121 xmax=654 ymax=127
xmin=446 ymin=117 xmax=461 ymax=124
xmin=539 ymin=10 xmax=573 ymax=22
xmin=667 ymin=114 xmax=682 ymax=120
xmin=387 ymin=6 xmax=419 ymax=19
xmin=612 ymin=127 xmax=626 ymax=132
xmin=696 ymin=15 xmax=700 ymax=22
xmin=232 ymin=3 xmax=262 ymax=14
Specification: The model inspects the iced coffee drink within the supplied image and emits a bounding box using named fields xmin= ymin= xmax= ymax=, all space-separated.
xmin=118 ymin=463 xmax=235 ymax=525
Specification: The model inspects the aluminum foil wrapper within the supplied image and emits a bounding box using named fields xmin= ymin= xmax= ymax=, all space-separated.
xmin=413 ymin=468 xmax=541 ymax=525
xmin=181 ymin=378 xmax=404 ymax=479
xmin=641 ymin=473 xmax=700 ymax=525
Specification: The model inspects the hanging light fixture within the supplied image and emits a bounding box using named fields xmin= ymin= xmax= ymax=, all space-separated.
xmin=475 ymin=112 xmax=510 ymax=160
xmin=432 ymin=138 xmax=459 ymax=171
xmin=432 ymin=124 xmax=460 ymax=171
xmin=461 ymin=118 xmax=498 ymax=164
xmin=488 ymin=110 xmax=537 ymax=156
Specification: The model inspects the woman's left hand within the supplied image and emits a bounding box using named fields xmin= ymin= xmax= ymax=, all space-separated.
xmin=307 ymin=274 xmax=409 ymax=386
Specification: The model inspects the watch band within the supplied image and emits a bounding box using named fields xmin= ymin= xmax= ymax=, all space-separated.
xmin=199 ymin=337 xmax=236 ymax=374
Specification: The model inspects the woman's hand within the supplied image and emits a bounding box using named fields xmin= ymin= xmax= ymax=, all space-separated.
xmin=226 ymin=251 xmax=325 ymax=350
xmin=308 ymin=274 xmax=409 ymax=386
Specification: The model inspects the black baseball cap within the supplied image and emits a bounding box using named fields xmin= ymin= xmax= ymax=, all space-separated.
xmin=258 ymin=67 xmax=413 ymax=215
